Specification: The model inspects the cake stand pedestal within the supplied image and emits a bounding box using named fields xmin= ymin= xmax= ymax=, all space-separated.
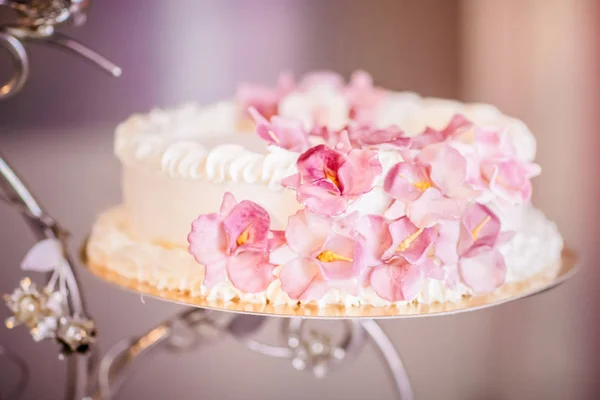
xmin=81 ymin=249 xmax=577 ymax=400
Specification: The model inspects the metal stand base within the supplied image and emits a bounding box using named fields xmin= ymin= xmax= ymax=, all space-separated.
xmin=89 ymin=308 xmax=414 ymax=400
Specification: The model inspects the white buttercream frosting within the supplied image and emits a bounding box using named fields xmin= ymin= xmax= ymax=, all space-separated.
xmin=116 ymin=100 xmax=299 ymax=189
xmin=114 ymin=92 xmax=537 ymax=189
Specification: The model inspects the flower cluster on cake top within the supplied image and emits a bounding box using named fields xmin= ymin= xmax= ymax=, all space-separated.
xmin=187 ymin=71 xmax=540 ymax=303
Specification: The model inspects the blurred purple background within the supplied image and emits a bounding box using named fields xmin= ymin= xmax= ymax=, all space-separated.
xmin=0 ymin=1 xmax=598 ymax=399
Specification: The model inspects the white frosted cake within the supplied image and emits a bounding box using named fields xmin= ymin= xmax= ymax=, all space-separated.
xmin=86 ymin=71 xmax=564 ymax=308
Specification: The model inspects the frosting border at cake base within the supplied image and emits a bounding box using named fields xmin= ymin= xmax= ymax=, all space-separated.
xmin=84 ymin=206 xmax=574 ymax=318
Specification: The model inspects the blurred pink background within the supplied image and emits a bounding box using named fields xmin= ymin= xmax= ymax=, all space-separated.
xmin=0 ymin=1 xmax=598 ymax=399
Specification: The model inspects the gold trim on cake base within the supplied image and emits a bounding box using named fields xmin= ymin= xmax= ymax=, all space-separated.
xmin=82 ymin=245 xmax=577 ymax=319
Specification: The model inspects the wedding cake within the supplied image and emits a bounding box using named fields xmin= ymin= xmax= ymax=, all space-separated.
xmin=86 ymin=71 xmax=563 ymax=308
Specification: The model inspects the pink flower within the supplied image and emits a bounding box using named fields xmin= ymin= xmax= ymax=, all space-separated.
xmin=354 ymin=215 xmax=393 ymax=268
xmin=369 ymin=257 xmax=423 ymax=302
xmin=275 ymin=209 xmax=361 ymax=301
xmin=283 ymin=144 xmax=382 ymax=216
xmin=344 ymin=70 xmax=385 ymax=122
xmin=345 ymin=124 xmax=412 ymax=149
xmin=249 ymin=107 xmax=310 ymax=152
xmin=424 ymin=204 xmax=510 ymax=293
xmin=457 ymin=204 xmax=508 ymax=292
xmin=384 ymin=143 xmax=474 ymax=227
xmin=236 ymin=71 xmax=295 ymax=119
xmin=421 ymin=115 xmax=541 ymax=204
xmin=354 ymin=214 xmax=438 ymax=302
xmin=480 ymin=157 xmax=540 ymax=204
xmin=383 ymin=217 xmax=436 ymax=264
xmin=188 ymin=192 xmax=276 ymax=293
xmin=410 ymin=114 xmax=472 ymax=150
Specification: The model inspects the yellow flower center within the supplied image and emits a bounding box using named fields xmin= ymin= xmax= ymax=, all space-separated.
xmin=400 ymin=172 xmax=431 ymax=192
xmin=471 ymin=216 xmax=491 ymax=241
xmin=325 ymin=169 xmax=341 ymax=189
xmin=236 ymin=228 xmax=251 ymax=246
xmin=316 ymin=250 xmax=353 ymax=263
xmin=396 ymin=228 xmax=424 ymax=252
xmin=413 ymin=181 xmax=432 ymax=191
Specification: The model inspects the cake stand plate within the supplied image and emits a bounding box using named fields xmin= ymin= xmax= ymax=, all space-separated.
xmin=82 ymin=247 xmax=578 ymax=319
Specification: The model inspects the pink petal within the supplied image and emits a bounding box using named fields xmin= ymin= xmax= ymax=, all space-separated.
xmin=384 ymin=162 xmax=430 ymax=202
xmin=384 ymin=200 xmax=407 ymax=220
xmin=346 ymin=71 xmax=385 ymax=122
xmin=268 ymin=230 xmax=286 ymax=251
xmin=279 ymin=257 xmax=329 ymax=301
xmin=410 ymin=128 xmax=446 ymax=149
xmin=443 ymin=263 xmax=461 ymax=289
xmin=473 ymin=129 xmax=502 ymax=153
xmin=459 ymin=246 xmax=506 ymax=293
xmin=458 ymin=203 xmax=501 ymax=255
xmin=220 ymin=191 xmax=238 ymax=215
xmin=434 ymin=221 xmax=460 ymax=265
xmin=285 ymin=210 xmax=331 ymax=256
xmin=347 ymin=124 xmax=411 ymax=149
xmin=269 ymin=244 xmax=296 ymax=265
xmin=227 ymin=252 xmax=275 ymax=293
xmin=384 ymin=217 xmax=435 ymax=263
xmin=296 ymin=180 xmax=347 ymax=216
xmin=280 ymin=173 xmax=300 ymax=189
xmin=355 ymin=215 xmax=393 ymax=267
xmin=335 ymin=211 xmax=361 ymax=235
xmin=369 ymin=259 xmax=422 ymax=302
xmin=188 ymin=213 xmax=228 ymax=265
xmin=203 ymin=258 xmax=228 ymax=287
xmin=237 ymin=84 xmax=278 ymax=119
xmin=311 ymin=125 xmax=341 ymax=147
xmin=251 ymin=107 xmax=310 ymax=152
xmin=337 ymin=149 xmax=382 ymax=196
xmin=370 ymin=130 xmax=412 ymax=149
xmin=411 ymin=115 xmax=472 ymax=150
xmin=497 ymin=231 xmax=515 ymax=245
xmin=223 ymin=200 xmax=271 ymax=253
xmin=418 ymin=144 xmax=467 ymax=196
xmin=334 ymin=129 xmax=353 ymax=153
xmin=295 ymin=145 xmax=346 ymax=184
xmin=236 ymin=72 xmax=296 ymax=119
xmin=276 ymin=70 xmax=296 ymax=94
xmin=441 ymin=114 xmax=473 ymax=139
xmin=406 ymin=188 xmax=463 ymax=228
xmin=315 ymin=234 xmax=359 ymax=280
xmin=420 ymin=257 xmax=445 ymax=280
xmin=21 ymin=238 xmax=65 ymax=272
xmin=482 ymin=159 xmax=534 ymax=204
xmin=349 ymin=70 xmax=373 ymax=89
xmin=271 ymin=116 xmax=310 ymax=151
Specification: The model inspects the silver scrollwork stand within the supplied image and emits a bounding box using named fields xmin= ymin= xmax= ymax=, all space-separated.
xmin=86 ymin=308 xmax=414 ymax=400
xmin=0 ymin=1 xmax=116 ymax=399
